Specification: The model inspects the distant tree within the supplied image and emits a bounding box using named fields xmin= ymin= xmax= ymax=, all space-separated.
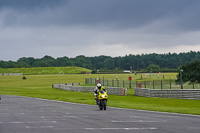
xmin=56 ymin=56 xmax=70 ymax=66
xmin=0 ymin=60 xmax=18 ymax=68
xmin=32 ymin=56 xmax=55 ymax=67
xmin=146 ymin=64 xmax=160 ymax=73
xmin=0 ymin=61 xmax=8 ymax=68
xmin=176 ymin=60 xmax=200 ymax=83
xmin=40 ymin=55 xmax=56 ymax=67
xmin=42 ymin=55 xmax=55 ymax=60
xmin=73 ymin=55 xmax=92 ymax=68
xmin=17 ymin=57 xmax=35 ymax=66
xmin=90 ymin=55 xmax=111 ymax=69
xmin=33 ymin=60 xmax=50 ymax=67
xmin=104 ymin=58 xmax=115 ymax=69
xmin=17 ymin=57 xmax=36 ymax=67
xmin=1 ymin=51 xmax=200 ymax=71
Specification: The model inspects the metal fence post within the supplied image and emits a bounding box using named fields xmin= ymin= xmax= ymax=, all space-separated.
xmin=112 ymin=79 xmax=114 ymax=87
xmin=136 ymin=81 xmax=138 ymax=88
xmin=117 ymin=80 xmax=119 ymax=87
xmin=153 ymin=80 xmax=154 ymax=89
xmin=193 ymin=82 xmax=194 ymax=89
xmin=161 ymin=80 xmax=162 ymax=89
xmin=170 ymin=80 xmax=171 ymax=89
xmin=181 ymin=83 xmax=183 ymax=89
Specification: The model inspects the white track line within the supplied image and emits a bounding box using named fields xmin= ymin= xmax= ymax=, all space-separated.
xmin=85 ymin=127 xmax=157 ymax=130
xmin=111 ymin=120 xmax=158 ymax=123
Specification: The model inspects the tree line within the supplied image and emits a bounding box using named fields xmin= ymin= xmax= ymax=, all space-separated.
xmin=0 ymin=51 xmax=200 ymax=72
xmin=176 ymin=60 xmax=200 ymax=83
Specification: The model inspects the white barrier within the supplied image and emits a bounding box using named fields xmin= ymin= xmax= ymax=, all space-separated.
xmin=0 ymin=73 xmax=23 ymax=76
xmin=134 ymin=88 xmax=200 ymax=100
xmin=52 ymin=83 xmax=127 ymax=96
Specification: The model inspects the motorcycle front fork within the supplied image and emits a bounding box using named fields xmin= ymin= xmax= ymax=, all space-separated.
xmin=95 ymin=97 xmax=98 ymax=105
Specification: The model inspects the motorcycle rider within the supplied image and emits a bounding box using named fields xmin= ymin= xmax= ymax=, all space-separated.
xmin=94 ymin=83 xmax=106 ymax=105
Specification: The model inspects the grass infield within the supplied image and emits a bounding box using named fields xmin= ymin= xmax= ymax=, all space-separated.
xmin=0 ymin=74 xmax=200 ymax=115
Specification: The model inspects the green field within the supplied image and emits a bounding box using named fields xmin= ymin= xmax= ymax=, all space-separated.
xmin=86 ymin=73 xmax=180 ymax=89
xmin=0 ymin=66 xmax=92 ymax=75
xmin=1 ymin=73 xmax=200 ymax=115
xmin=87 ymin=73 xmax=200 ymax=89
xmin=91 ymin=72 xmax=178 ymax=80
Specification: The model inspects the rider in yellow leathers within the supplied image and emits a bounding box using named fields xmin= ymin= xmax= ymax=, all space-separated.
xmin=94 ymin=83 xmax=106 ymax=105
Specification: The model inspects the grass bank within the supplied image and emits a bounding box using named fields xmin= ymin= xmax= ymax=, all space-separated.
xmin=0 ymin=66 xmax=92 ymax=75
xmin=0 ymin=74 xmax=200 ymax=115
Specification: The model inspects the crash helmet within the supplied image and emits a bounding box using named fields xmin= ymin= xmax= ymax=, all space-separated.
xmin=97 ymin=83 xmax=101 ymax=89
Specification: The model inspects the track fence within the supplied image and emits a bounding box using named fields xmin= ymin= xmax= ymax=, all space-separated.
xmin=85 ymin=78 xmax=200 ymax=89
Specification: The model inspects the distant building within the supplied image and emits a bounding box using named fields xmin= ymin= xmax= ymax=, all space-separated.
xmin=123 ymin=70 xmax=131 ymax=73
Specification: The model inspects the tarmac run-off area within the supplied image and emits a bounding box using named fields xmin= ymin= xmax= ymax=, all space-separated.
xmin=0 ymin=95 xmax=200 ymax=133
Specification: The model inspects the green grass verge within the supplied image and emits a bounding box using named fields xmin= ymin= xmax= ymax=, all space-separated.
xmin=0 ymin=74 xmax=200 ymax=115
xmin=0 ymin=66 xmax=92 ymax=75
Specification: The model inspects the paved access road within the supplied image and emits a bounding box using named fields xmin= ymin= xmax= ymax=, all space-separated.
xmin=0 ymin=95 xmax=200 ymax=133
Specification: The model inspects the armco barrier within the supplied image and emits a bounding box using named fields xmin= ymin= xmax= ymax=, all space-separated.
xmin=134 ymin=88 xmax=200 ymax=100
xmin=0 ymin=73 xmax=23 ymax=76
xmin=52 ymin=84 xmax=127 ymax=96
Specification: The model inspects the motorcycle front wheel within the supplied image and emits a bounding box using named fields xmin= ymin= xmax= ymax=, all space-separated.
xmin=102 ymin=99 xmax=107 ymax=110
xmin=99 ymin=101 xmax=103 ymax=110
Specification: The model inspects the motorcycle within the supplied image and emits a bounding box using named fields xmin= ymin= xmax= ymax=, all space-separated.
xmin=97 ymin=91 xmax=108 ymax=110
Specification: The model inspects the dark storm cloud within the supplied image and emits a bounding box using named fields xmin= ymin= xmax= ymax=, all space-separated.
xmin=1 ymin=0 xmax=200 ymax=30
xmin=0 ymin=0 xmax=200 ymax=61
xmin=0 ymin=0 xmax=66 ymax=9
xmin=66 ymin=0 xmax=200 ymax=30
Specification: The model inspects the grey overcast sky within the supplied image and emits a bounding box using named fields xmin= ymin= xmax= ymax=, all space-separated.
xmin=0 ymin=0 xmax=200 ymax=61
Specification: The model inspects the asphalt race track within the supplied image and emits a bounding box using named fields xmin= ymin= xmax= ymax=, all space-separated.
xmin=0 ymin=95 xmax=200 ymax=133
